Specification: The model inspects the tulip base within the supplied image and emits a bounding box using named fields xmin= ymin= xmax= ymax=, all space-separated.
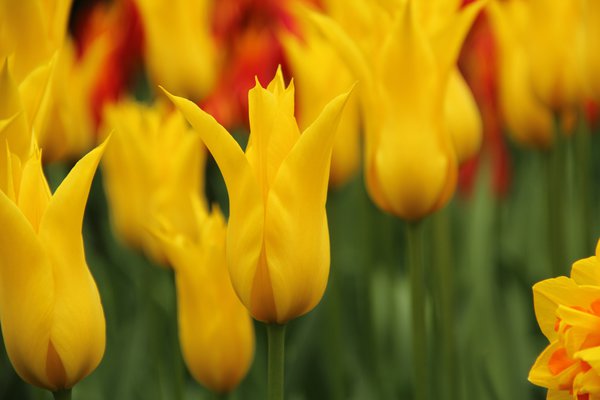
xmin=52 ymin=389 xmax=72 ymax=400
xmin=267 ymin=324 xmax=286 ymax=400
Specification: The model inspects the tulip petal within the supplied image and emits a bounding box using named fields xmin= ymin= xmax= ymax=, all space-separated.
xmin=430 ymin=0 xmax=487 ymax=78
xmin=17 ymin=148 xmax=51 ymax=232
xmin=163 ymin=88 xmax=264 ymax=314
xmin=246 ymin=75 xmax=300 ymax=199
xmin=0 ymin=190 xmax=54 ymax=389
xmin=0 ymin=59 xmax=31 ymax=159
xmin=264 ymin=89 xmax=350 ymax=323
xmin=37 ymin=140 xmax=108 ymax=388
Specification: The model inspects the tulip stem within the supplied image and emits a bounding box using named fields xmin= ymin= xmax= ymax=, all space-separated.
xmin=546 ymin=115 xmax=566 ymax=277
xmin=407 ymin=221 xmax=427 ymax=400
xmin=267 ymin=324 xmax=286 ymax=400
xmin=52 ymin=389 xmax=72 ymax=400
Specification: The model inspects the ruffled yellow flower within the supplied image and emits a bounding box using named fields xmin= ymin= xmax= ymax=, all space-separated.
xmin=101 ymin=99 xmax=205 ymax=266
xmin=133 ymin=0 xmax=217 ymax=100
xmin=158 ymin=203 xmax=254 ymax=394
xmin=282 ymin=22 xmax=361 ymax=187
xmin=0 ymin=139 xmax=107 ymax=391
xmin=529 ymin=240 xmax=600 ymax=399
xmin=487 ymin=0 xmax=553 ymax=148
xmin=163 ymin=67 xmax=351 ymax=323
xmin=307 ymin=0 xmax=483 ymax=220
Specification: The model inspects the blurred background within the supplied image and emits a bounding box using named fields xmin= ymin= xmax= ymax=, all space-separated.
xmin=0 ymin=0 xmax=599 ymax=399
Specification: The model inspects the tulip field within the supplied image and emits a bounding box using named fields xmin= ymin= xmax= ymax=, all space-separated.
xmin=0 ymin=0 xmax=599 ymax=400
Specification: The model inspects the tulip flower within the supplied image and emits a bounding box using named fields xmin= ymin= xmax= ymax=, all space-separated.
xmin=157 ymin=202 xmax=254 ymax=394
xmin=163 ymin=67 xmax=351 ymax=324
xmin=488 ymin=0 xmax=554 ymax=148
xmin=582 ymin=0 xmax=600 ymax=102
xmin=133 ymin=0 xmax=216 ymax=100
xmin=525 ymin=0 xmax=584 ymax=111
xmin=282 ymin=23 xmax=361 ymax=187
xmin=101 ymin=99 xmax=206 ymax=266
xmin=0 ymin=0 xmax=71 ymax=82
xmin=307 ymin=0 xmax=484 ymax=220
xmin=0 ymin=139 xmax=108 ymax=392
xmin=529 ymin=239 xmax=600 ymax=399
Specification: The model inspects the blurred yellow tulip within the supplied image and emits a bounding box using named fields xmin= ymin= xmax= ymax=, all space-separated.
xmin=163 ymin=67 xmax=351 ymax=323
xmin=0 ymin=139 xmax=107 ymax=391
xmin=582 ymin=0 xmax=600 ymax=101
xmin=526 ymin=0 xmax=584 ymax=111
xmin=282 ymin=24 xmax=361 ymax=187
xmin=158 ymin=203 xmax=254 ymax=394
xmin=101 ymin=99 xmax=206 ymax=266
xmin=0 ymin=0 xmax=72 ymax=82
xmin=133 ymin=0 xmax=217 ymax=100
xmin=307 ymin=0 xmax=483 ymax=220
xmin=488 ymin=0 xmax=553 ymax=148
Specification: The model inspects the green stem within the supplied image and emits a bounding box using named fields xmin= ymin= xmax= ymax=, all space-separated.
xmin=433 ymin=210 xmax=457 ymax=400
xmin=267 ymin=324 xmax=286 ymax=400
xmin=52 ymin=389 xmax=72 ymax=400
xmin=407 ymin=222 xmax=427 ymax=400
xmin=546 ymin=115 xmax=566 ymax=277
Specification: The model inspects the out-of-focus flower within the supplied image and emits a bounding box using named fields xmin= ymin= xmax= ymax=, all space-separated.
xmin=133 ymin=0 xmax=216 ymax=100
xmin=0 ymin=139 xmax=107 ymax=391
xmin=72 ymin=0 xmax=145 ymax=127
xmin=202 ymin=0 xmax=300 ymax=128
xmin=526 ymin=0 xmax=584 ymax=111
xmin=529 ymin=239 xmax=600 ymax=399
xmin=457 ymin=6 xmax=511 ymax=198
xmin=282 ymin=21 xmax=361 ymax=187
xmin=582 ymin=0 xmax=600 ymax=102
xmin=37 ymin=38 xmax=104 ymax=163
xmin=158 ymin=203 xmax=254 ymax=394
xmin=163 ymin=67 xmax=351 ymax=323
xmin=307 ymin=0 xmax=483 ymax=220
xmin=101 ymin=100 xmax=205 ymax=266
xmin=0 ymin=0 xmax=72 ymax=82
xmin=488 ymin=0 xmax=554 ymax=148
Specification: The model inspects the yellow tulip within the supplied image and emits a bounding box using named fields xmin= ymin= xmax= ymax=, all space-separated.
xmin=0 ymin=139 xmax=107 ymax=391
xmin=158 ymin=203 xmax=254 ymax=394
xmin=488 ymin=0 xmax=554 ymax=148
xmin=0 ymin=0 xmax=72 ymax=82
xmin=133 ymin=0 xmax=217 ymax=100
xmin=525 ymin=0 xmax=584 ymax=111
xmin=307 ymin=0 xmax=483 ymax=220
xmin=282 ymin=23 xmax=361 ymax=187
xmin=163 ymin=67 xmax=351 ymax=323
xmin=101 ymin=99 xmax=206 ymax=266
xmin=582 ymin=0 xmax=600 ymax=101
xmin=529 ymin=239 xmax=600 ymax=399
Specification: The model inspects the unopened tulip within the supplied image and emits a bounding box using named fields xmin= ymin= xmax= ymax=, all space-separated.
xmin=0 ymin=139 xmax=107 ymax=391
xmin=163 ymin=67 xmax=351 ymax=323
xmin=158 ymin=203 xmax=254 ymax=394
xmin=101 ymin=100 xmax=205 ymax=265
xmin=307 ymin=0 xmax=484 ymax=220
xmin=488 ymin=0 xmax=553 ymax=148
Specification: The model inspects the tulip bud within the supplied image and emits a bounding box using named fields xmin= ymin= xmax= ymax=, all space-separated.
xmin=0 ymin=139 xmax=108 ymax=391
xmin=158 ymin=204 xmax=255 ymax=394
xmin=163 ymin=67 xmax=351 ymax=323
